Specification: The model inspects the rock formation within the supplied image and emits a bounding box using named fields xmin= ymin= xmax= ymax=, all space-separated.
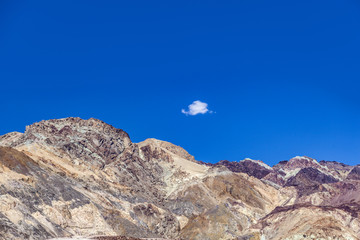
xmin=0 ymin=117 xmax=359 ymax=240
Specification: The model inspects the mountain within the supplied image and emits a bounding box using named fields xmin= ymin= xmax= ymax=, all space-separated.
xmin=213 ymin=158 xmax=273 ymax=179
xmin=0 ymin=117 xmax=359 ymax=240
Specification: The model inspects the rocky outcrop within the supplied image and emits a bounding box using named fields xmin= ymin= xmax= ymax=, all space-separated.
xmin=319 ymin=160 xmax=352 ymax=171
xmin=285 ymin=167 xmax=338 ymax=187
xmin=347 ymin=166 xmax=360 ymax=180
xmin=248 ymin=203 xmax=360 ymax=240
xmin=214 ymin=159 xmax=272 ymax=179
xmin=141 ymin=138 xmax=196 ymax=163
xmin=0 ymin=132 xmax=23 ymax=147
xmin=0 ymin=117 xmax=359 ymax=240
xmin=9 ymin=117 xmax=132 ymax=167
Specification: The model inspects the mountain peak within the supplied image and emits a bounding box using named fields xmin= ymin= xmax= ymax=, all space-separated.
xmin=3 ymin=117 xmax=132 ymax=167
xmin=25 ymin=117 xmax=126 ymax=135
xmin=24 ymin=117 xmax=130 ymax=139
xmin=214 ymin=158 xmax=273 ymax=179
xmin=0 ymin=118 xmax=359 ymax=239
xmin=286 ymin=156 xmax=321 ymax=169
xmin=0 ymin=131 xmax=23 ymax=147
xmin=138 ymin=138 xmax=196 ymax=163
xmin=241 ymin=158 xmax=272 ymax=170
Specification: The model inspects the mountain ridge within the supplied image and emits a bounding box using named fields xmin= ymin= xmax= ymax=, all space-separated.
xmin=0 ymin=117 xmax=359 ymax=240
xmin=2 ymin=117 xmax=356 ymax=169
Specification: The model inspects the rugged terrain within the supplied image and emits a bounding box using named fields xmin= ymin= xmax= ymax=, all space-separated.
xmin=0 ymin=117 xmax=359 ymax=240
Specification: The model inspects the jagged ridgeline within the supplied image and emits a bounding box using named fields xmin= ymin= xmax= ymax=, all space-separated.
xmin=0 ymin=117 xmax=359 ymax=240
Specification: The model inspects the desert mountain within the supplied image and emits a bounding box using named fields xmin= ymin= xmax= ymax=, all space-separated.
xmin=0 ymin=117 xmax=359 ymax=240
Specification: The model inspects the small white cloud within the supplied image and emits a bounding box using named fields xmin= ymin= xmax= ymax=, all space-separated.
xmin=181 ymin=100 xmax=212 ymax=116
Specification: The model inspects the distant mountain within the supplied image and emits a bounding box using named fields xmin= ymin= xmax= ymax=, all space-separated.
xmin=0 ymin=118 xmax=359 ymax=240
xmin=213 ymin=158 xmax=273 ymax=179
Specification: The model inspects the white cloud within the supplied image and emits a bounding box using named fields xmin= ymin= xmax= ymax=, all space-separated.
xmin=181 ymin=100 xmax=212 ymax=116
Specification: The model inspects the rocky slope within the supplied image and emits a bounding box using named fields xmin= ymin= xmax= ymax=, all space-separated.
xmin=0 ymin=117 xmax=359 ymax=240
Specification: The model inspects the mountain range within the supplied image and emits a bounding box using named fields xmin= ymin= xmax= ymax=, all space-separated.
xmin=0 ymin=117 xmax=359 ymax=240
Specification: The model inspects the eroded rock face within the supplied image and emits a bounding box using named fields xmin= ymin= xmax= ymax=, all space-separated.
xmin=285 ymin=168 xmax=338 ymax=188
xmin=0 ymin=132 xmax=23 ymax=147
xmin=248 ymin=203 xmax=360 ymax=240
xmin=347 ymin=166 xmax=360 ymax=180
xmin=14 ymin=117 xmax=132 ymax=167
xmin=142 ymin=138 xmax=196 ymax=163
xmin=319 ymin=160 xmax=352 ymax=171
xmin=0 ymin=117 xmax=359 ymax=240
xmin=214 ymin=159 xmax=272 ymax=179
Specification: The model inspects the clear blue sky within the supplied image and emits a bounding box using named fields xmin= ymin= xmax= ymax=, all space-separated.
xmin=1 ymin=0 xmax=360 ymax=166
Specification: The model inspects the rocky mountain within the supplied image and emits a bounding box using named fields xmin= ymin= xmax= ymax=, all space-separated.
xmin=0 ymin=117 xmax=359 ymax=240
xmin=213 ymin=158 xmax=273 ymax=179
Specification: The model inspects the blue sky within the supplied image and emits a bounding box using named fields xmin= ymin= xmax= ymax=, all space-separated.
xmin=1 ymin=0 xmax=360 ymax=166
